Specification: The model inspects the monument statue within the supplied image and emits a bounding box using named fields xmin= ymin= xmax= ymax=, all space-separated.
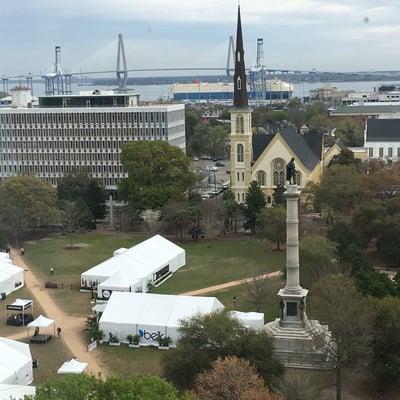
xmin=286 ymin=158 xmax=296 ymax=185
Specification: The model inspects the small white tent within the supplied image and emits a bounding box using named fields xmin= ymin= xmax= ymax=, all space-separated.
xmin=57 ymin=359 xmax=88 ymax=375
xmin=0 ymin=338 xmax=33 ymax=385
xmin=99 ymin=292 xmax=224 ymax=347
xmin=0 ymin=262 xmax=24 ymax=296
xmin=230 ymin=311 xmax=265 ymax=332
xmin=81 ymin=235 xmax=186 ymax=298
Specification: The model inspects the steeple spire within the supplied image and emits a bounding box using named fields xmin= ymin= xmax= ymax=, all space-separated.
xmin=233 ymin=5 xmax=248 ymax=108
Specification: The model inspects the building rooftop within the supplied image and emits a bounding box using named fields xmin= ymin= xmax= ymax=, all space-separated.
xmin=332 ymin=103 xmax=400 ymax=116
xmin=366 ymin=119 xmax=400 ymax=142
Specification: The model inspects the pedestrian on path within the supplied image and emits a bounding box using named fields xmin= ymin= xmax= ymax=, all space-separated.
xmin=56 ymin=326 xmax=62 ymax=337
xmin=20 ymin=247 xmax=25 ymax=256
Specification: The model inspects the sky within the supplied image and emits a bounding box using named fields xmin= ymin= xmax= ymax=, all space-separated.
xmin=1 ymin=0 xmax=400 ymax=76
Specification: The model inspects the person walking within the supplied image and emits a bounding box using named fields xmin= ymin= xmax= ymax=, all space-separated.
xmin=56 ymin=326 xmax=62 ymax=337
xmin=20 ymin=247 xmax=25 ymax=256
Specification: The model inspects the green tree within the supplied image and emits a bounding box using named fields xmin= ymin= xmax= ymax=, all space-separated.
xmin=272 ymin=185 xmax=286 ymax=206
xmin=299 ymin=235 xmax=337 ymax=288
xmin=370 ymin=297 xmax=400 ymax=390
xmin=222 ymin=190 xmax=240 ymax=234
xmin=244 ymin=181 xmax=266 ymax=233
xmin=185 ymin=108 xmax=200 ymax=147
xmin=119 ymin=141 xmax=196 ymax=211
xmin=86 ymin=180 xmax=107 ymax=222
xmin=312 ymin=165 xmax=368 ymax=214
xmin=162 ymin=310 xmax=283 ymax=389
xmin=0 ymin=176 xmax=56 ymax=245
xmin=311 ymin=275 xmax=374 ymax=400
xmin=334 ymin=117 xmax=364 ymax=147
xmin=258 ymin=207 xmax=286 ymax=250
xmin=377 ymin=214 xmax=400 ymax=264
xmin=355 ymin=268 xmax=399 ymax=298
xmin=328 ymin=148 xmax=362 ymax=169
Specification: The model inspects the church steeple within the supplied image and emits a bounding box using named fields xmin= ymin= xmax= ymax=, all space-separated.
xmin=233 ymin=6 xmax=248 ymax=109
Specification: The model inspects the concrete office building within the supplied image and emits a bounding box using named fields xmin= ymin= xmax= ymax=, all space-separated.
xmin=0 ymin=90 xmax=185 ymax=189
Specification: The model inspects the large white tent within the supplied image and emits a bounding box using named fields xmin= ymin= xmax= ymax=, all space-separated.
xmin=0 ymin=384 xmax=35 ymax=400
xmin=0 ymin=261 xmax=24 ymax=297
xmin=81 ymin=235 xmax=186 ymax=298
xmin=99 ymin=292 xmax=224 ymax=347
xmin=0 ymin=337 xmax=33 ymax=385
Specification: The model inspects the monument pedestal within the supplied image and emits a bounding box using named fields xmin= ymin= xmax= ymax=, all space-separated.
xmin=264 ymin=184 xmax=333 ymax=370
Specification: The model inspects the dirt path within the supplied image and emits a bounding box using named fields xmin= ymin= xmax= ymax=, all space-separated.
xmin=180 ymin=270 xmax=282 ymax=296
xmin=11 ymin=249 xmax=105 ymax=377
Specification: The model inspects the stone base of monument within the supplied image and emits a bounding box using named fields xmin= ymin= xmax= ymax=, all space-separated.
xmin=264 ymin=318 xmax=334 ymax=370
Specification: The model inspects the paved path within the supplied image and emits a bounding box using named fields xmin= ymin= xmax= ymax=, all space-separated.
xmin=180 ymin=270 xmax=282 ymax=296
xmin=11 ymin=249 xmax=105 ymax=377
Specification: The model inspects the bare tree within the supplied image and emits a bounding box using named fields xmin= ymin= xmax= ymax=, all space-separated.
xmin=246 ymin=273 xmax=272 ymax=312
xmin=60 ymin=201 xmax=85 ymax=249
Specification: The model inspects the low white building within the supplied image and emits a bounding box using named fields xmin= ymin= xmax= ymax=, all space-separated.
xmin=0 ymin=254 xmax=24 ymax=297
xmin=364 ymin=118 xmax=400 ymax=160
xmin=99 ymin=292 xmax=224 ymax=347
xmin=81 ymin=235 xmax=186 ymax=298
xmin=0 ymin=338 xmax=33 ymax=386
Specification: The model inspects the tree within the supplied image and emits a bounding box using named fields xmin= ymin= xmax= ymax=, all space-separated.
xmin=278 ymin=370 xmax=322 ymax=400
xmin=222 ymin=190 xmax=240 ymax=234
xmin=355 ymin=268 xmax=399 ymax=298
xmin=33 ymin=374 xmax=193 ymax=400
xmin=258 ymin=207 xmax=286 ymax=250
xmin=299 ymin=235 xmax=337 ymax=288
xmin=119 ymin=141 xmax=196 ymax=211
xmin=195 ymin=356 xmax=280 ymax=400
xmin=273 ymin=185 xmax=286 ymax=206
xmin=370 ymin=297 xmax=400 ymax=391
xmin=310 ymin=275 xmax=374 ymax=400
xmin=246 ymin=274 xmax=272 ymax=312
xmin=328 ymin=148 xmax=362 ymax=169
xmin=0 ymin=175 xmax=56 ymax=245
xmin=86 ymin=179 xmax=107 ymax=222
xmin=334 ymin=117 xmax=364 ymax=147
xmin=59 ymin=201 xmax=88 ymax=249
xmin=162 ymin=310 xmax=283 ymax=389
xmin=377 ymin=214 xmax=400 ymax=264
xmin=244 ymin=181 xmax=266 ymax=233
xmin=312 ymin=165 xmax=369 ymax=214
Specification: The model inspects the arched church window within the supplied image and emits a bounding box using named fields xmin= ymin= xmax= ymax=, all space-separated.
xmin=237 ymin=52 xmax=241 ymax=62
xmin=256 ymin=170 xmax=266 ymax=186
xmin=236 ymin=115 xmax=244 ymax=133
xmin=237 ymin=144 xmax=244 ymax=163
xmin=272 ymin=158 xmax=285 ymax=186
xmin=237 ymin=77 xmax=242 ymax=90
xmin=295 ymin=171 xmax=302 ymax=187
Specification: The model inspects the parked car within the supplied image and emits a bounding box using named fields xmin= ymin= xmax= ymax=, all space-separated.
xmin=215 ymin=162 xmax=225 ymax=167
xmin=192 ymin=157 xmax=199 ymax=161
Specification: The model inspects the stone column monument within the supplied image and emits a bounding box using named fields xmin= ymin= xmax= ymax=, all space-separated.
xmin=265 ymin=184 xmax=332 ymax=369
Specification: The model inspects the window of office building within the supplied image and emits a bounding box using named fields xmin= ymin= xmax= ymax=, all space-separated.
xmin=388 ymin=147 xmax=393 ymax=157
xmin=369 ymin=148 xmax=373 ymax=158
xmin=379 ymin=148 xmax=384 ymax=158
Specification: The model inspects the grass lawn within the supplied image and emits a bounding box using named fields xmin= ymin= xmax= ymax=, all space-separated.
xmin=207 ymin=277 xmax=283 ymax=323
xmin=24 ymin=232 xmax=146 ymax=315
xmin=97 ymin=345 xmax=164 ymax=378
xmin=24 ymin=232 xmax=285 ymax=314
xmin=153 ymin=238 xmax=285 ymax=294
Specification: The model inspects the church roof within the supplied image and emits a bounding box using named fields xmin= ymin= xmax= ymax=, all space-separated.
xmin=252 ymin=127 xmax=323 ymax=171
xmin=366 ymin=118 xmax=400 ymax=142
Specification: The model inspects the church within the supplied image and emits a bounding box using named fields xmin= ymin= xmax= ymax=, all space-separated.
xmin=229 ymin=8 xmax=353 ymax=204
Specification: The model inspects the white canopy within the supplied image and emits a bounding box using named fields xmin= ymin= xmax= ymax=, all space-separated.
xmin=0 ymin=338 xmax=33 ymax=385
xmin=0 ymin=384 xmax=35 ymax=400
xmin=99 ymin=292 xmax=224 ymax=347
xmin=57 ymin=359 xmax=88 ymax=375
xmin=230 ymin=311 xmax=265 ymax=332
xmin=81 ymin=235 xmax=186 ymax=296
xmin=6 ymin=299 xmax=32 ymax=312
xmin=28 ymin=315 xmax=54 ymax=328
xmin=0 ymin=262 xmax=24 ymax=296
xmin=0 ymin=252 xmax=9 ymax=259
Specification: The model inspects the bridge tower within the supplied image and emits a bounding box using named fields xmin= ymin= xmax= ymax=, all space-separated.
xmin=116 ymin=34 xmax=128 ymax=91
xmin=226 ymin=35 xmax=235 ymax=77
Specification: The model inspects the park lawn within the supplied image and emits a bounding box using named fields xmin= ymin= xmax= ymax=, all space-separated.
xmin=97 ymin=345 xmax=164 ymax=378
xmin=24 ymin=232 xmax=147 ymax=315
xmin=153 ymin=238 xmax=285 ymax=294
xmin=208 ymin=277 xmax=283 ymax=323
xmin=29 ymin=338 xmax=72 ymax=383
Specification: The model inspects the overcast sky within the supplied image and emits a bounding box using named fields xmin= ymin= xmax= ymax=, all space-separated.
xmin=1 ymin=0 xmax=399 ymax=76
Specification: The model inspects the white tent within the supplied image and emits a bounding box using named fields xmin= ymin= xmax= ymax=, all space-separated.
xmin=230 ymin=311 xmax=265 ymax=332
xmin=0 ymin=338 xmax=33 ymax=385
xmin=57 ymin=359 xmax=88 ymax=375
xmin=0 ymin=262 xmax=24 ymax=296
xmin=99 ymin=292 xmax=224 ymax=347
xmin=0 ymin=384 xmax=35 ymax=400
xmin=28 ymin=315 xmax=54 ymax=329
xmin=81 ymin=235 xmax=186 ymax=298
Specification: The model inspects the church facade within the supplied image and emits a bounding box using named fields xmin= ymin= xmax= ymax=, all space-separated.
xmin=229 ymin=9 xmax=354 ymax=204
